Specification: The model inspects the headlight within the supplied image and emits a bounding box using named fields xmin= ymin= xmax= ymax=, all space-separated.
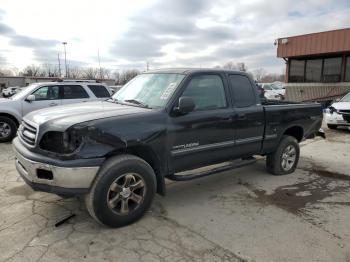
xmin=39 ymin=128 xmax=83 ymax=154
xmin=328 ymin=106 xmax=337 ymax=114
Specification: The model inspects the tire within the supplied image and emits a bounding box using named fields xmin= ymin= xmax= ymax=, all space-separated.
xmin=327 ymin=124 xmax=337 ymax=130
xmin=0 ymin=116 xmax=17 ymax=143
xmin=85 ymin=154 xmax=156 ymax=228
xmin=266 ymin=135 xmax=300 ymax=176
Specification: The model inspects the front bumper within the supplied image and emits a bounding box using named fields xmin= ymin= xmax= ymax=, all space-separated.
xmin=325 ymin=113 xmax=350 ymax=126
xmin=13 ymin=137 xmax=102 ymax=196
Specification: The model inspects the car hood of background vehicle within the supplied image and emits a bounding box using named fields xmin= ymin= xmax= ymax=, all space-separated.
xmin=0 ymin=98 xmax=11 ymax=103
xmin=331 ymin=102 xmax=350 ymax=110
xmin=24 ymin=101 xmax=151 ymax=128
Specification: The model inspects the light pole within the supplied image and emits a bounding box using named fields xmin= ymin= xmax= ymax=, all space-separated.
xmin=62 ymin=42 xmax=68 ymax=78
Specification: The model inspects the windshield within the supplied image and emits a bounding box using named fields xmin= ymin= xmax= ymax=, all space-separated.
xmin=271 ymin=84 xmax=281 ymax=90
xmin=340 ymin=92 xmax=350 ymax=102
xmin=10 ymin=83 xmax=39 ymax=100
xmin=112 ymin=73 xmax=185 ymax=108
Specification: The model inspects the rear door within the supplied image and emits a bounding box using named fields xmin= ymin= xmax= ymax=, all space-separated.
xmin=228 ymin=74 xmax=264 ymax=156
xmin=60 ymin=85 xmax=90 ymax=105
xmin=87 ymin=85 xmax=111 ymax=100
xmin=22 ymin=85 xmax=61 ymax=116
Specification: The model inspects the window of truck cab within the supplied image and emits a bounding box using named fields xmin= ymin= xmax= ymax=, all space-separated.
xmin=180 ymin=74 xmax=228 ymax=111
xmin=229 ymin=74 xmax=256 ymax=107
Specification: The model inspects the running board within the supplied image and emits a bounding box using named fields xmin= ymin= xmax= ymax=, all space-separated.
xmin=167 ymin=157 xmax=256 ymax=181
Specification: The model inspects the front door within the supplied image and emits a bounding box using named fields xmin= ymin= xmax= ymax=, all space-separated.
xmin=22 ymin=85 xmax=61 ymax=117
xmin=168 ymin=73 xmax=235 ymax=173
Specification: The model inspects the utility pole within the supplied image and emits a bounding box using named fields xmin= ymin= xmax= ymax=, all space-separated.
xmin=57 ymin=53 xmax=62 ymax=77
xmin=98 ymin=49 xmax=102 ymax=79
xmin=62 ymin=42 xmax=68 ymax=78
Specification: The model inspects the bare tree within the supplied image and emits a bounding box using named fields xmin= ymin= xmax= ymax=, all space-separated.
xmin=260 ymin=73 xmax=285 ymax=83
xmin=21 ymin=64 xmax=43 ymax=77
xmin=223 ymin=61 xmax=237 ymax=70
xmin=99 ymin=67 xmax=112 ymax=79
xmin=237 ymin=62 xmax=247 ymax=72
xmin=119 ymin=69 xmax=140 ymax=85
xmin=42 ymin=64 xmax=60 ymax=77
xmin=82 ymin=67 xmax=99 ymax=79
xmin=112 ymin=70 xmax=120 ymax=84
xmin=69 ymin=67 xmax=83 ymax=79
xmin=252 ymin=68 xmax=267 ymax=82
xmin=0 ymin=68 xmax=14 ymax=76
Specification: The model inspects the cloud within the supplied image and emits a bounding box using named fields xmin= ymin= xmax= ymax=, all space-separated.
xmin=108 ymin=0 xmax=350 ymax=72
xmin=0 ymin=9 xmax=59 ymax=64
xmin=1 ymin=1 xmax=350 ymax=72
xmin=9 ymin=35 xmax=59 ymax=48
xmin=110 ymin=0 xmax=236 ymax=61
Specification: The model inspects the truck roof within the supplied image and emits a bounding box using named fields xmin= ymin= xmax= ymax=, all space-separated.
xmin=145 ymin=68 xmax=247 ymax=75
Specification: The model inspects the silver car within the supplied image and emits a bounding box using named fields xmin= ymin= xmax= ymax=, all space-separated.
xmin=0 ymin=80 xmax=111 ymax=142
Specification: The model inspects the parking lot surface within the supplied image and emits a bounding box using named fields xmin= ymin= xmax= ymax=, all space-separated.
xmin=0 ymin=128 xmax=350 ymax=262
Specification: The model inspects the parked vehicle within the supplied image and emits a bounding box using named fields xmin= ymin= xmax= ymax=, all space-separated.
xmin=325 ymin=92 xmax=350 ymax=129
xmin=259 ymin=83 xmax=285 ymax=100
xmin=109 ymin=85 xmax=123 ymax=94
xmin=2 ymin=87 xmax=20 ymax=97
xmin=0 ymin=80 xmax=111 ymax=142
xmin=13 ymin=69 xmax=323 ymax=227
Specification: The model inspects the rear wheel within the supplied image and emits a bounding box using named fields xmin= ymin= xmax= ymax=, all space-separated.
xmin=85 ymin=154 xmax=156 ymax=227
xmin=0 ymin=116 xmax=17 ymax=143
xmin=327 ymin=124 xmax=337 ymax=130
xmin=266 ymin=135 xmax=300 ymax=175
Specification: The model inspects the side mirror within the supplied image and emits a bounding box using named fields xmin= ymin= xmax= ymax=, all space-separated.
xmin=335 ymin=98 xmax=341 ymax=102
xmin=174 ymin=96 xmax=195 ymax=115
xmin=26 ymin=94 xmax=35 ymax=102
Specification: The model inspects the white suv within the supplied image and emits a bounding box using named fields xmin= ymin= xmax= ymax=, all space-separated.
xmin=0 ymin=80 xmax=111 ymax=142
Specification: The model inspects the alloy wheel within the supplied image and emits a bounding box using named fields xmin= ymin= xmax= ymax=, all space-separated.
xmin=107 ymin=173 xmax=146 ymax=215
xmin=0 ymin=122 xmax=11 ymax=138
xmin=281 ymin=145 xmax=296 ymax=171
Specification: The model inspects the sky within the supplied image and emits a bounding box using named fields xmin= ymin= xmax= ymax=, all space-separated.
xmin=0 ymin=0 xmax=349 ymax=73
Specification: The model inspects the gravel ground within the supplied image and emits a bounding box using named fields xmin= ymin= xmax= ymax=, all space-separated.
xmin=0 ymin=127 xmax=349 ymax=262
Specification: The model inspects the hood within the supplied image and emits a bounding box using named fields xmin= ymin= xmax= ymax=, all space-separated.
xmin=24 ymin=100 xmax=151 ymax=129
xmin=0 ymin=98 xmax=12 ymax=103
xmin=331 ymin=102 xmax=350 ymax=110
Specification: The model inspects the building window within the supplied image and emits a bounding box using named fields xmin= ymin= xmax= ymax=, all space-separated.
xmin=289 ymin=59 xmax=305 ymax=82
xmin=305 ymin=59 xmax=322 ymax=82
xmin=322 ymin=57 xmax=342 ymax=82
xmin=345 ymin=56 xmax=350 ymax=82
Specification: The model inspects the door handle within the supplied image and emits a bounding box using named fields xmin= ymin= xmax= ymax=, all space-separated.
xmin=237 ymin=113 xmax=247 ymax=120
xmin=49 ymin=102 xmax=58 ymax=106
xmin=220 ymin=116 xmax=232 ymax=121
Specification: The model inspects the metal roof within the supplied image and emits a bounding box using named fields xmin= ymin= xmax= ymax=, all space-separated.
xmin=277 ymin=28 xmax=350 ymax=58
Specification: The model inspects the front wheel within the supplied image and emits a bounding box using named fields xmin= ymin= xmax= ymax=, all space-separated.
xmin=0 ymin=116 xmax=17 ymax=143
xmin=266 ymin=135 xmax=300 ymax=175
xmin=85 ymin=154 xmax=156 ymax=227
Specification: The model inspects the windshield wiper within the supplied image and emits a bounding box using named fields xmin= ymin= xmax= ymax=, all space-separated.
xmin=107 ymin=98 xmax=122 ymax=104
xmin=124 ymin=99 xmax=149 ymax=108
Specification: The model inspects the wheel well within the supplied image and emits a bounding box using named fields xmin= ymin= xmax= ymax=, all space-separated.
xmin=283 ymin=126 xmax=303 ymax=142
xmin=106 ymin=146 xmax=166 ymax=196
xmin=0 ymin=113 xmax=19 ymax=127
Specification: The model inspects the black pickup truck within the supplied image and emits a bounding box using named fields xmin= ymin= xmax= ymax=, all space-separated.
xmin=13 ymin=69 xmax=323 ymax=227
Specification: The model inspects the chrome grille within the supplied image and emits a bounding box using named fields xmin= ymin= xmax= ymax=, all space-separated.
xmin=19 ymin=121 xmax=38 ymax=146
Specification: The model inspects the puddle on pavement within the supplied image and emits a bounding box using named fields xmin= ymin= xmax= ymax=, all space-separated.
xmin=247 ymin=167 xmax=350 ymax=215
